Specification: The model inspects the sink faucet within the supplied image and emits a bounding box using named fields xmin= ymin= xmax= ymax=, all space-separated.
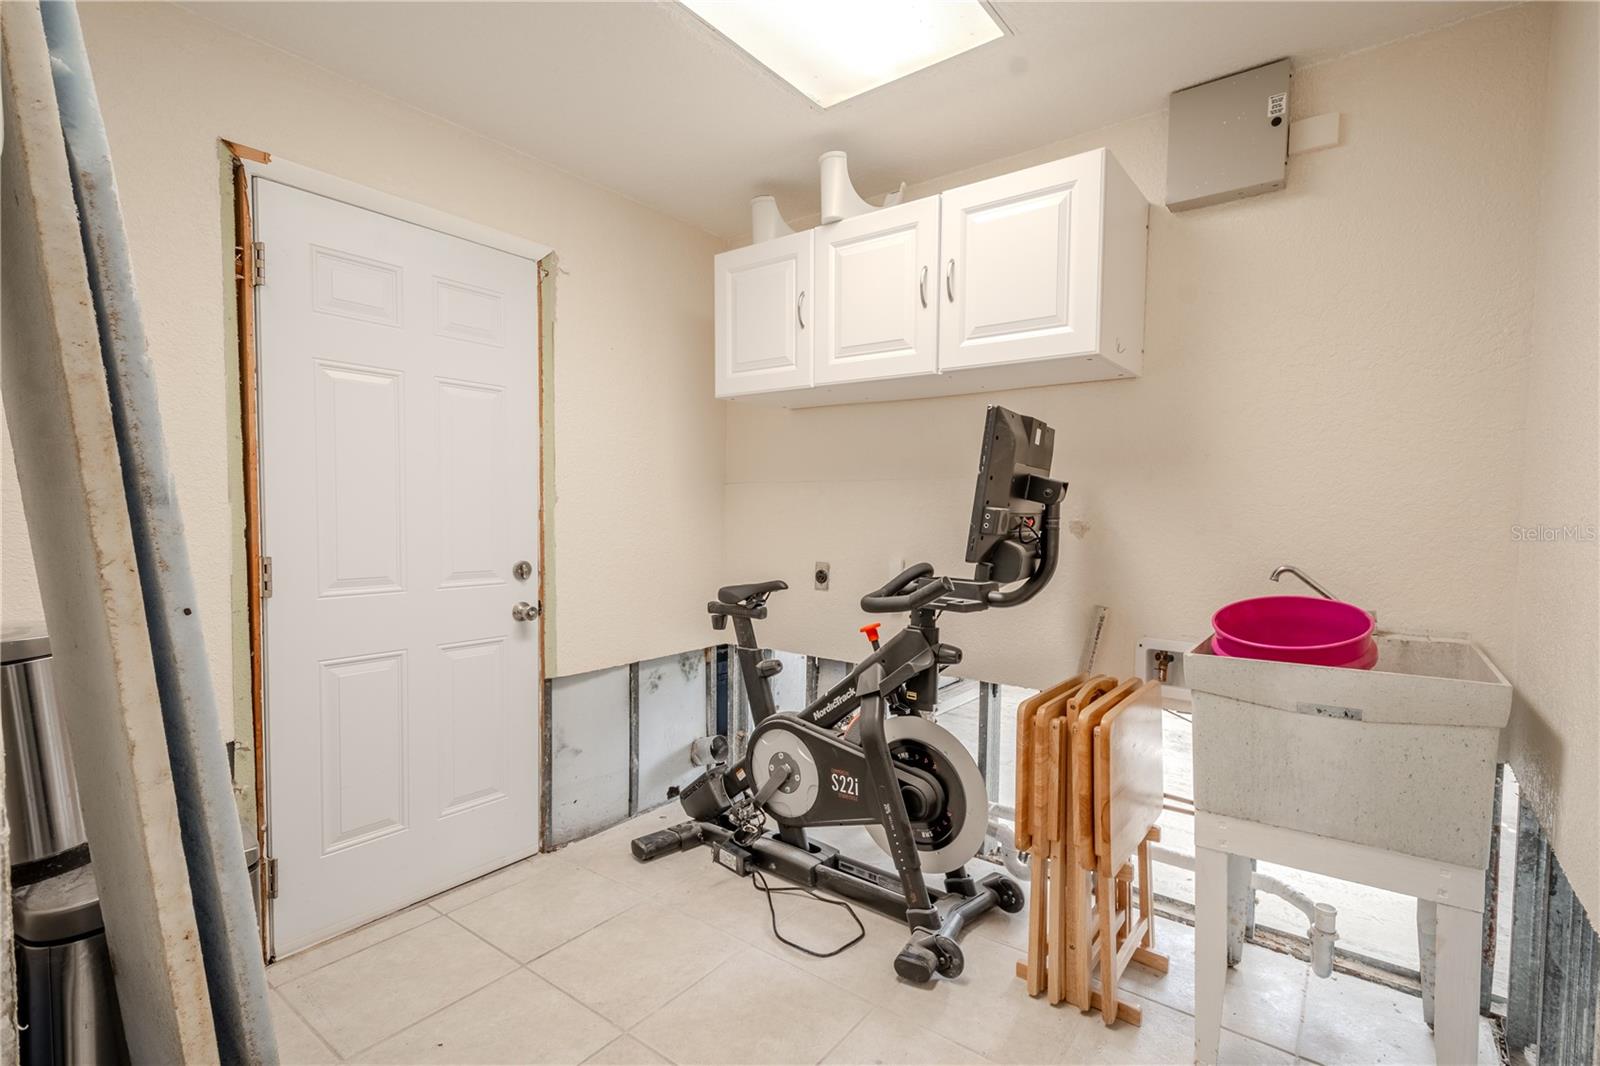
xmin=1270 ymin=565 xmax=1339 ymax=601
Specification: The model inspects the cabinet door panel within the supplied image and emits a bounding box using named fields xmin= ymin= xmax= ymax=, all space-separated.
xmin=715 ymin=231 xmax=813 ymax=397
xmin=814 ymin=198 xmax=939 ymax=385
xmin=938 ymin=153 xmax=1103 ymax=370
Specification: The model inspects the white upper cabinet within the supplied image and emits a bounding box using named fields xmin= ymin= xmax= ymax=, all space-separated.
xmin=714 ymin=229 xmax=813 ymax=398
xmin=938 ymin=148 xmax=1146 ymax=381
xmin=812 ymin=197 xmax=940 ymax=385
xmin=715 ymin=148 xmax=1147 ymax=406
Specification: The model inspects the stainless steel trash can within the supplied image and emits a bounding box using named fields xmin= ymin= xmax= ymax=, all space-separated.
xmin=4 ymin=629 xmax=130 ymax=1065
xmin=14 ymin=866 xmax=129 ymax=1066
xmin=2 ymin=629 xmax=87 ymax=868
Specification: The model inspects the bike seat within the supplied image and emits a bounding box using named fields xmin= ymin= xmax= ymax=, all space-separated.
xmin=717 ymin=579 xmax=788 ymax=606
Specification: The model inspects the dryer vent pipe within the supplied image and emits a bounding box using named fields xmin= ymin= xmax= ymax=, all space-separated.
xmin=819 ymin=151 xmax=906 ymax=224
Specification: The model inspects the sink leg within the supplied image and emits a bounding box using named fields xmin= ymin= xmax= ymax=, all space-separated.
xmin=1418 ymin=898 xmax=1438 ymax=1028
xmin=1432 ymin=901 xmax=1480 ymax=1064
xmin=1227 ymin=853 xmax=1254 ymax=967
xmin=1195 ymin=845 xmax=1229 ymax=1065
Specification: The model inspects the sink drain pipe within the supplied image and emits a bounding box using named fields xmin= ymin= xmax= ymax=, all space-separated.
xmin=1149 ymin=844 xmax=1338 ymax=978
xmin=984 ymin=809 xmax=1340 ymax=972
xmin=1253 ymin=871 xmax=1338 ymax=978
xmin=983 ymin=807 xmax=1032 ymax=880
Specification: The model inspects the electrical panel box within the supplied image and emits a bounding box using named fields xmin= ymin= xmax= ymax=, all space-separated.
xmin=1166 ymin=59 xmax=1291 ymax=211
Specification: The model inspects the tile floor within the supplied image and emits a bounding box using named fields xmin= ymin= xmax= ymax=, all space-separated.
xmin=268 ymin=808 xmax=1499 ymax=1065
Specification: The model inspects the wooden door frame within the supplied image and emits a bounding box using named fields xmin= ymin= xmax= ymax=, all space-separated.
xmin=225 ymin=145 xmax=554 ymax=957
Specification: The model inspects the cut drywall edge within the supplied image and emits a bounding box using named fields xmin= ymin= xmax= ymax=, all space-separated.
xmin=218 ymin=142 xmax=255 ymax=833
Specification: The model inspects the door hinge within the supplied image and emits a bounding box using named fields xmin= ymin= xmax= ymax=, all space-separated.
xmin=265 ymin=856 xmax=279 ymax=899
xmin=251 ymin=241 xmax=266 ymax=286
xmin=260 ymin=556 xmax=273 ymax=599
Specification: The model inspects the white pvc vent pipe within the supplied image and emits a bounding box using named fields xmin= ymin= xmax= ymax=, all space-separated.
xmin=1148 ymin=843 xmax=1338 ymax=979
xmin=750 ymin=196 xmax=795 ymax=243
xmin=819 ymin=151 xmax=907 ymax=224
xmin=992 ymin=814 xmax=1338 ymax=975
xmin=1253 ymin=870 xmax=1338 ymax=979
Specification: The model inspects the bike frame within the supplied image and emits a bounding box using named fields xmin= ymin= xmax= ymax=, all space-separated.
xmin=725 ymin=608 xmax=944 ymax=730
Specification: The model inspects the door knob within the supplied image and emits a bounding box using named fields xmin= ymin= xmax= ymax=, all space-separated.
xmin=512 ymin=601 xmax=541 ymax=622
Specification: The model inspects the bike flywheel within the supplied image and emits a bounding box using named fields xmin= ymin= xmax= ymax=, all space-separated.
xmin=865 ymin=716 xmax=988 ymax=874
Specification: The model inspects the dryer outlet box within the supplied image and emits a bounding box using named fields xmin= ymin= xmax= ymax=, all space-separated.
xmin=1166 ymin=58 xmax=1291 ymax=211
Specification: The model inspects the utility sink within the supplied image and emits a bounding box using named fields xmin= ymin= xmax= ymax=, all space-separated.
xmin=1184 ymin=633 xmax=1511 ymax=868
xmin=1189 ymin=632 xmax=1511 ymax=728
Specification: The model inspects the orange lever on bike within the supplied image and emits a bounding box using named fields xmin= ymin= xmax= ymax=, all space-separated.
xmin=859 ymin=623 xmax=881 ymax=647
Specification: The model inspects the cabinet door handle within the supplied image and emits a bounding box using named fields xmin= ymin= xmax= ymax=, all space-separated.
xmin=797 ymin=290 xmax=807 ymax=329
xmin=919 ymin=266 xmax=929 ymax=309
xmin=945 ymin=259 xmax=956 ymax=302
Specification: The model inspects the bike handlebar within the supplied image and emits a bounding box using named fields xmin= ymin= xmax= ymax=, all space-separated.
xmin=857 ymin=494 xmax=1064 ymax=615
xmin=860 ymin=564 xmax=953 ymax=614
xmin=865 ymin=563 xmax=932 ymax=600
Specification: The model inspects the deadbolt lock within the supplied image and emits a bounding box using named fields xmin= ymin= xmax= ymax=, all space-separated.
xmin=512 ymin=560 xmax=533 ymax=581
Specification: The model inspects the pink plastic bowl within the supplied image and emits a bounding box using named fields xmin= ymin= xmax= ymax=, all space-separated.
xmin=1211 ymin=595 xmax=1376 ymax=668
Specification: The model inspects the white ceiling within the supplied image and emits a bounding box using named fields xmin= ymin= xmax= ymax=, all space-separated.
xmin=184 ymin=1 xmax=1499 ymax=238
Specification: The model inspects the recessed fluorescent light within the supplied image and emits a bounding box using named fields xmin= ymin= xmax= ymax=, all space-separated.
xmin=680 ymin=0 xmax=1005 ymax=108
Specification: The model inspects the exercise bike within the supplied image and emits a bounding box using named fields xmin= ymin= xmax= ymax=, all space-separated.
xmin=631 ymin=406 xmax=1066 ymax=983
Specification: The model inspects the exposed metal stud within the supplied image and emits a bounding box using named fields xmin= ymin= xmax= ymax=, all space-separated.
xmin=728 ymin=651 xmax=748 ymax=760
xmin=1576 ymin=926 xmax=1598 ymax=1065
xmin=714 ymin=645 xmax=729 ymax=738
xmin=1561 ymin=896 xmax=1586 ymax=1061
xmin=704 ymin=648 xmax=717 ymax=738
xmin=626 ymin=664 xmax=641 ymax=817
xmin=805 ymin=655 xmax=820 ymax=706
xmin=1508 ymin=796 xmax=1549 ymax=1047
xmin=1480 ymin=762 xmax=1504 ymax=1015
xmin=1540 ymin=865 xmax=1575 ymax=1063
xmin=538 ymin=677 xmax=553 ymax=851
xmin=977 ymin=680 xmax=1001 ymax=803
xmin=1506 ymin=794 xmax=1600 ymax=1064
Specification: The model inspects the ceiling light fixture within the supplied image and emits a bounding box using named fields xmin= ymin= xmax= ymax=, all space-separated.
xmin=680 ymin=0 xmax=1006 ymax=109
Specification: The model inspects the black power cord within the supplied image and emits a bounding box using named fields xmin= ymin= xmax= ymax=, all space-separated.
xmin=750 ymin=869 xmax=866 ymax=958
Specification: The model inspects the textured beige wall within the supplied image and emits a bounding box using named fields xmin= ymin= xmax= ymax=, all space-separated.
xmin=0 ymin=1 xmax=727 ymax=735
xmin=725 ymin=1 xmax=1550 ymax=790
xmin=4 ymin=3 xmax=1589 ymax=914
xmin=1508 ymin=1 xmax=1598 ymax=917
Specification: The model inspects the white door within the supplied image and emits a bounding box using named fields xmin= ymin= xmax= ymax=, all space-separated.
xmin=813 ymin=198 xmax=940 ymax=385
xmin=255 ymin=179 xmax=541 ymax=955
xmin=937 ymin=152 xmax=1105 ymax=370
xmin=714 ymin=229 xmax=813 ymax=397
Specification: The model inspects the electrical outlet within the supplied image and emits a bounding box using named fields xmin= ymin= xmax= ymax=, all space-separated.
xmin=1136 ymin=637 xmax=1199 ymax=689
xmin=813 ymin=562 xmax=830 ymax=590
